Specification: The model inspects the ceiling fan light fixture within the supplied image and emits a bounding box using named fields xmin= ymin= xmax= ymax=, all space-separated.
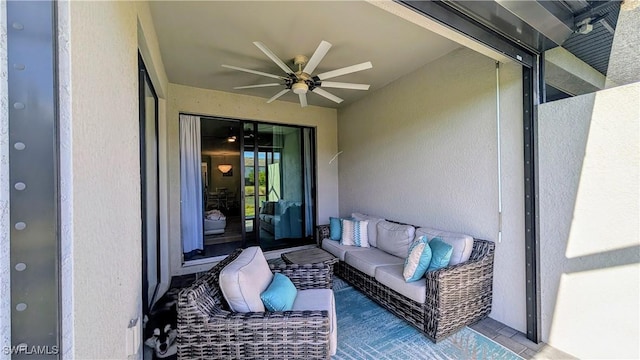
xmin=292 ymin=82 xmax=308 ymax=94
xmin=227 ymin=135 xmax=237 ymax=143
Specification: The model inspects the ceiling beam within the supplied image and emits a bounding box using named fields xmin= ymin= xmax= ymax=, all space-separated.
xmin=495 ymin=0 xmax=575 ymax=45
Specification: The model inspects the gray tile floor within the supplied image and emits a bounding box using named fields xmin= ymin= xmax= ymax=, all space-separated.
xmin=470 ymin=317 xmax=577 ymax=359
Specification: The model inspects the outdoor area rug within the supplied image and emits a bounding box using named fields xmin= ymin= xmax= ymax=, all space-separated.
xmin=332 ymin=278 xmax=523 ymax=360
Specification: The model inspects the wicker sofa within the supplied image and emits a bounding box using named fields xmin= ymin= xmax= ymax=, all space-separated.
xmin=177 ymin=248 xmax=335 ymax=359
xmin=317 ymin=216 xmax=495 ymax=342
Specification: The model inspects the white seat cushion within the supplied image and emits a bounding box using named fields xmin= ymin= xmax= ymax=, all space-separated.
xmin=219 ymin=246 xmax=273 ymax=312
xmin=415 ymin=227 xmax=474 ymax=266
xmin=292 ymin=289 xmax=337 ymax=356
xmin=375 ymin=264 xmax=426 ymax=304
xmin=322 ymin=238 xmax=369 ymax=261
xmin=344 ymin=248 xmax=405 ymax=277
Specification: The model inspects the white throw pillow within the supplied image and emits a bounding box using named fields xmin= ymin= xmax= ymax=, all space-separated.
xmin=219 ymin=246 xmax=273 ymax=312
xmin=352 ymin=213 xmax=384 ymax=247
xmin=340 ymin=219 xmax=370 ymax=247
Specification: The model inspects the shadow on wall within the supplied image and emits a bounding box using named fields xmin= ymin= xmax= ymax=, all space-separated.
xmin=539 ymin=83 xmax=640 ymax=359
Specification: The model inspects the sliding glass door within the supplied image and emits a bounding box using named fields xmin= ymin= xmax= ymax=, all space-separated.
xmin=255 ymin=123 xmax=304 ymax=248
xmin=139 ymin=55 xmax=159 ymax=313
xmin=181 ymin=116 xmax=315 ymax=262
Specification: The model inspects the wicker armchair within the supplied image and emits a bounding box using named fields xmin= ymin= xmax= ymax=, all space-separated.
xmin=177 ymin=248 xmax=334 ymax=359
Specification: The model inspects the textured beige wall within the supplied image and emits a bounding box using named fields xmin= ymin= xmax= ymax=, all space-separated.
xmin=62 ymin=1 xmax=142 ymax=359
xmin=135 ymin=2 xmax=168 ymax=98
xmin=167 ymin=84 xmax=338 ymax=275
xmin=538 ymin=83 xmax=640 ymax=358
xmin=605 ymin=1 xmax=640 ymax=88
xmin=337 ymin=48 xmax=526 ymax=331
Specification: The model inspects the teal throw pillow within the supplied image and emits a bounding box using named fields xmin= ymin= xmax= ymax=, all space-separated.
xmin=260 ymin=273 xmax=297 ymax=311
xmin=403 ymin=236 xmax=432 ymax=282
xmin=427 ymin=237 xmax=454 ymax=272
xmin=329 ymin=217 xmax=342 ymax=241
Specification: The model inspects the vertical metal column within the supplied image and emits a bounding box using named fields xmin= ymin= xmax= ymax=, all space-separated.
xmin=7 ymin=1 xmax=59 ymax=358
xmin=523 ymin=66 xmax=541 ymax=343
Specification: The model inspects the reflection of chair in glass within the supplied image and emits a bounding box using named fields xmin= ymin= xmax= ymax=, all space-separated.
xmin=207 ymin=192 xmax=219 ymax=209
xmin=226 ymin=191 xmax=238 ymax=209
xmin=217 ymin=188 xmax=228 ymax=209
xmin=207 ymin=188 xmax=229 ymax=209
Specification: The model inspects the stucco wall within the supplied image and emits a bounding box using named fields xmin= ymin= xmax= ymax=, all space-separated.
xmin=605 ymin=1 xmax=640 ymax=88
xmin=57 ymin=1 xmax=168 ymax=358
xmin=167 ymin=83 xmax=338 ymax=276
xmin=337 ymin=48 xmax=526 ymax=331
xmin=538 ymin=82 xmax=640 ymax=359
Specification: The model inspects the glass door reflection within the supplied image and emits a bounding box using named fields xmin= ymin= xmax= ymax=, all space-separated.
xmin=242 ymin=122 xmax=258 ymax=246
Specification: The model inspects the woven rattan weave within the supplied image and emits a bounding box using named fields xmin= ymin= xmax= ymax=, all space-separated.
xmin=177 ymin=248 xmax=334 ymax=359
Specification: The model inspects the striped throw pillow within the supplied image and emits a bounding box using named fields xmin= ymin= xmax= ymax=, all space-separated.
xmin=340 ymin=219 xmax=369 ymax=247
xmin=403 ymin=236 xmax=432 ymax=282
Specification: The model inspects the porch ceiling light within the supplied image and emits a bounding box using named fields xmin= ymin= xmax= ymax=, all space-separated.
xmin=217 ymin=164 xmax=232 ymax=174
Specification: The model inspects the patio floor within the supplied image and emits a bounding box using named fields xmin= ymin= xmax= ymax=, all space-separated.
xmin=470 ymin=317 xmax=576 ymax=359
xmin=169 ymin=265 xmax=576 ymax=359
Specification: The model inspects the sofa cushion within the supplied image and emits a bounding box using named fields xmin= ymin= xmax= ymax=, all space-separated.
xmin=403 ymin=236 xmax=432 ymax=282
xmin=340 ymin=219 xmax=370 ymax=247
xmin=376 ymin=221 xmax=415 ymax=258
xmin=260 ymin=201 xmax=276 ymax=215
xmin=322 ymin=239 xmax=369 ymax=261
xmin=427 ymin=238 xmax=454 ymax=272
xmin=344 ymin=248 xmax=405 ymax=277
xmin=352 ymin=213 xmax=384 ymax=247
xmin=260 ymin=273 xmax=297 ymax=311
xmin=292 ymin=289 xmax=337 ymax=356
xmin=219 ymin=246 xmax=273 ymax=312
xmin=415 ymin=227 xmax=474 ymax=266
xmin=375 ymin=264 xmax=427 ymax=304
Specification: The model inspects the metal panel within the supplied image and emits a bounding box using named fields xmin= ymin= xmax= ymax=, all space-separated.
xmin=495 ymin=0 xmax=574 ymax=45
xmin=523 ymin=66 xmax=542 ymax=343
xmin=399 ymin=0 xmax=535 ymax=67
xmin=7 ymin=0 xmax=59 ymax=358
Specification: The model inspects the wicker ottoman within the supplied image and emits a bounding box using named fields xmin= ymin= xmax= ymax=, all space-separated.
xmin=281 ymin=247 xmax=338 ymax=279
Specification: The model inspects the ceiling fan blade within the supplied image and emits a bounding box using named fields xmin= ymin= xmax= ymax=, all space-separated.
xmin=319 ymin=81 xmax=370 ymax=90
xmin=253 ymin=42 xmax=294 ymax=75
xmin=222 ymin=64 xmax=286 ymax=80
xmin=298 ymin=93 xmax=308 ymax=107
xmin=312 ymin=87 xmax=343 ymax=104
xmin=315 ymin=61 xmax=373 ymax=81
xmin=234 ymin=83 xmax=281 ymax=90
xmin=303 ymin=40 xmax=332 ymax=75
xmin=266 ymin=89 xmax=290 ymax=103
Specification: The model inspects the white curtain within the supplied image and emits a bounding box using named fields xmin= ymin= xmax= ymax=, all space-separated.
xmin=180 ymin=114 xmax=204 ymax=253
xmin=268 ymin=163 xmax=281 ymax=201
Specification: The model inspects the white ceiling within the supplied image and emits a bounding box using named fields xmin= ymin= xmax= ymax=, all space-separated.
xmin=149 ymin=1 xmax=461 ymax=109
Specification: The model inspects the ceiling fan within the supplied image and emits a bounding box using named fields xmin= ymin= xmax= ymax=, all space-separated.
xmin=222 ymin=40 xmax=372 ymax=107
